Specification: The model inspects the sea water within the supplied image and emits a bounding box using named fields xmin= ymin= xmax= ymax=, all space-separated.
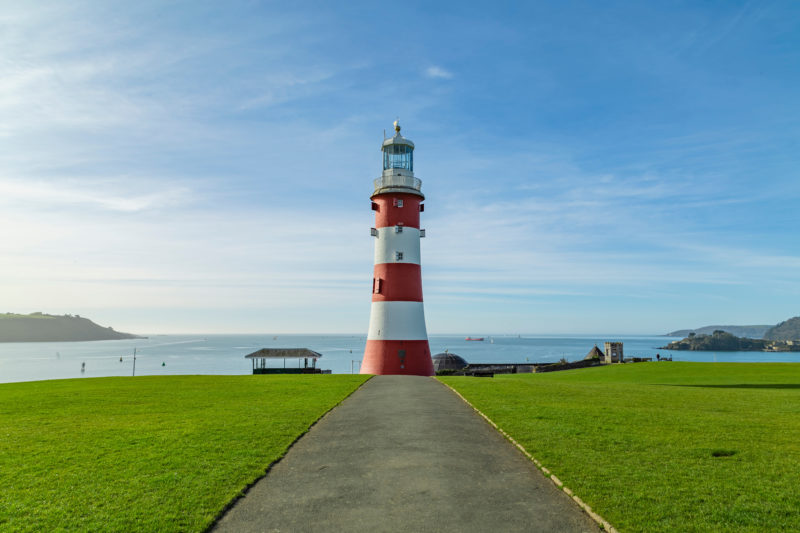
xmin=1 ymin=334 xmax=798 ymax=384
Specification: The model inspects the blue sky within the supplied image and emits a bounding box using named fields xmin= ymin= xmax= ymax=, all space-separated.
xmin=1 ymin=1 xmax=798 ymax=334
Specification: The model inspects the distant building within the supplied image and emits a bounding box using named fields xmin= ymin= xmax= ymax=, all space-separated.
xmin=603 ymin=342 xmax=624 ymax=364
xmin=245 ymin=348 xmax=324 ymax=374
xmin=584 ymin=345 xmax=605 ymax=360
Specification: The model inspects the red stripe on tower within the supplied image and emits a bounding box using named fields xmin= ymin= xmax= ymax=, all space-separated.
xmin=362 ymin=121 xmax=433 ymax=376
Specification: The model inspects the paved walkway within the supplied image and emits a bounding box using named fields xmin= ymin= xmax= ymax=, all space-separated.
xmin=213 ymin=375 xmax=599 ymax=532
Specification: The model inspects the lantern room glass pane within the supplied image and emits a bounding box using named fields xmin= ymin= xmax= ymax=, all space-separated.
xmin=383 ymin=144 xmax=414 ymax=171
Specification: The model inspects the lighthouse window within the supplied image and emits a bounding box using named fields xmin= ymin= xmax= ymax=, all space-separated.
xmin=395 ymin=251 xmax=404 ymax=261
xmin=373 ymin=278 xmax=382 ymax=294
xmin=393 ymin=198 xmax=403 ymax=208
xmin=383 ymin=144 xmax=413 ymax=171
xmin=395 ymin=225 xmax=403 ymax=233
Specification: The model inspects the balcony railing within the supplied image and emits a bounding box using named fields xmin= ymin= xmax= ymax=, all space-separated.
xmin=373 ymin=175 xmax=422 ymax=192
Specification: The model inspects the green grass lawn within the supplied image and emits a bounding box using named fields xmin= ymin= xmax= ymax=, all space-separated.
xmin=0 ymin=374 xmax=369 ymax=532
xmin=440 ymin=363 xmax=800 ymax=533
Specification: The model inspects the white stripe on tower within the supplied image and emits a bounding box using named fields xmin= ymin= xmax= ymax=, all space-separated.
xmin=373 ymin=227 xmax=422 ymax=265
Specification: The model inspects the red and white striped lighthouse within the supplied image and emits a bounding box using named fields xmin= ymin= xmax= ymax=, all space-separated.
xmin=361 ymin=121 xmax=434 ymax=376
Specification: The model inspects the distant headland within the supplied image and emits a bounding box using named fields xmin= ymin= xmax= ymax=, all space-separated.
xmin=665 ymin=317 xmax=800 ymax=341
xmin=661 ymin=317 xmax=800 ymax=352
xmin=0 ymin=313 xmax=144 ymax=343
xmin=664 ymin=324 xmax=772 ymax=338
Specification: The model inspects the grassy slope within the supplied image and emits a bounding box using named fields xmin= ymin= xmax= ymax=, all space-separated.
xmin=440 ymin=363 xmax=800 ymax=533
xmin=0 ymin=375 xmax=369 ymax=532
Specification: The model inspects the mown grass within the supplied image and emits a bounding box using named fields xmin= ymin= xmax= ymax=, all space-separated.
xmin=440 ymin=363 xmax=800 ymax=533
xmin=0 ymin=375 xmax=369 ymax=532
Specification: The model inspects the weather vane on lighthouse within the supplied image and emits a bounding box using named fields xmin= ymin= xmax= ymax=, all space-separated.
xmin=361 ymin=121 xmax=434 ymax=376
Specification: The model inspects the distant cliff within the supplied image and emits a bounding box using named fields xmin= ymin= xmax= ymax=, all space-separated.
xmin=665 ymin=325 xmax=772 ymax=338
xmin=763 ymin=317 xmax=800 ymax=341
xmin=0 ymin=313 xmax=144 ymax=342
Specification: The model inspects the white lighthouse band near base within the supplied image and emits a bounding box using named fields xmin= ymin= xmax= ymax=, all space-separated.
xmin=366 ymin=301 xmax=428 ymax=340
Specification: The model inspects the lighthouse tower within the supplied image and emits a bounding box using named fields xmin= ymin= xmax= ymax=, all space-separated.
xmin=361 ymin=121 xmax=434 ymax=376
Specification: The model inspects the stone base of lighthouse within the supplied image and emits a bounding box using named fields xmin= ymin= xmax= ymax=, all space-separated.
xmin=362 ymin=340 xmax=433 ymax=375
xmin=362 ymin=300 xmax=434 ymax=376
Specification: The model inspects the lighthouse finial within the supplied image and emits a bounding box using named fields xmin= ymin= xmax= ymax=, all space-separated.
xmin=394 ymin=119 xmax=401 ymax=134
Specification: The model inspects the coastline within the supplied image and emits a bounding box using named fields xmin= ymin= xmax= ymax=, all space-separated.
xmin=2 ymin=334 xmax=800 ymax=385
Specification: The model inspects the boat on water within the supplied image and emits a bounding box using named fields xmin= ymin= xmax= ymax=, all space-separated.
xmin=465 ymin=337 xmax=484 ymax=341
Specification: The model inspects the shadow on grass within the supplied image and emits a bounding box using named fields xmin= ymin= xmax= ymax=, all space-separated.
xmin=657 ymin=384 xmax=800 ymax=390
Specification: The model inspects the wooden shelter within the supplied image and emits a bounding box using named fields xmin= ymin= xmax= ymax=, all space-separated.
xmin=245 ymin=348 xmax=323 ymax=374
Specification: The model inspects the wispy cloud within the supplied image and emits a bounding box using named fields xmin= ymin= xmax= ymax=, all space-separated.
xmin=425 ymin=66 xmax=453 ymax=79
xmin=0 ymin=178 xmax=193 ymax=213
xmin=1 ymin=2 xmax=798 ymax=333
xmin=236 ymin=69 xmax=338 ymax=111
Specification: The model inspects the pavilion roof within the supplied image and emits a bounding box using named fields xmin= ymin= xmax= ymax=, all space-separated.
xmin=245 ymin=348 xmax=322 ymax=359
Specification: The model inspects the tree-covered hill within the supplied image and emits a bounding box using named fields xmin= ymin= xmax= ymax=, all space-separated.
xmin=0 ymin=313 xmax=143 ymax=342
xmin=763 ymin=317 xmax=800 ymax=341
xmin=665 ymin=325 xmax=772 ymax=338
xmin=661 ymin=330 xmax=769 ymax=351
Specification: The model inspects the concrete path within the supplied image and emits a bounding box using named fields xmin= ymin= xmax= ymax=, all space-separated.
xmin=213 ymin=376 xmax=599 ymax=532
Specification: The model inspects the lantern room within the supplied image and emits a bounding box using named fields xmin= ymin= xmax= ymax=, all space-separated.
xmin=382 ymin=120 xmax=414 ymax=171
